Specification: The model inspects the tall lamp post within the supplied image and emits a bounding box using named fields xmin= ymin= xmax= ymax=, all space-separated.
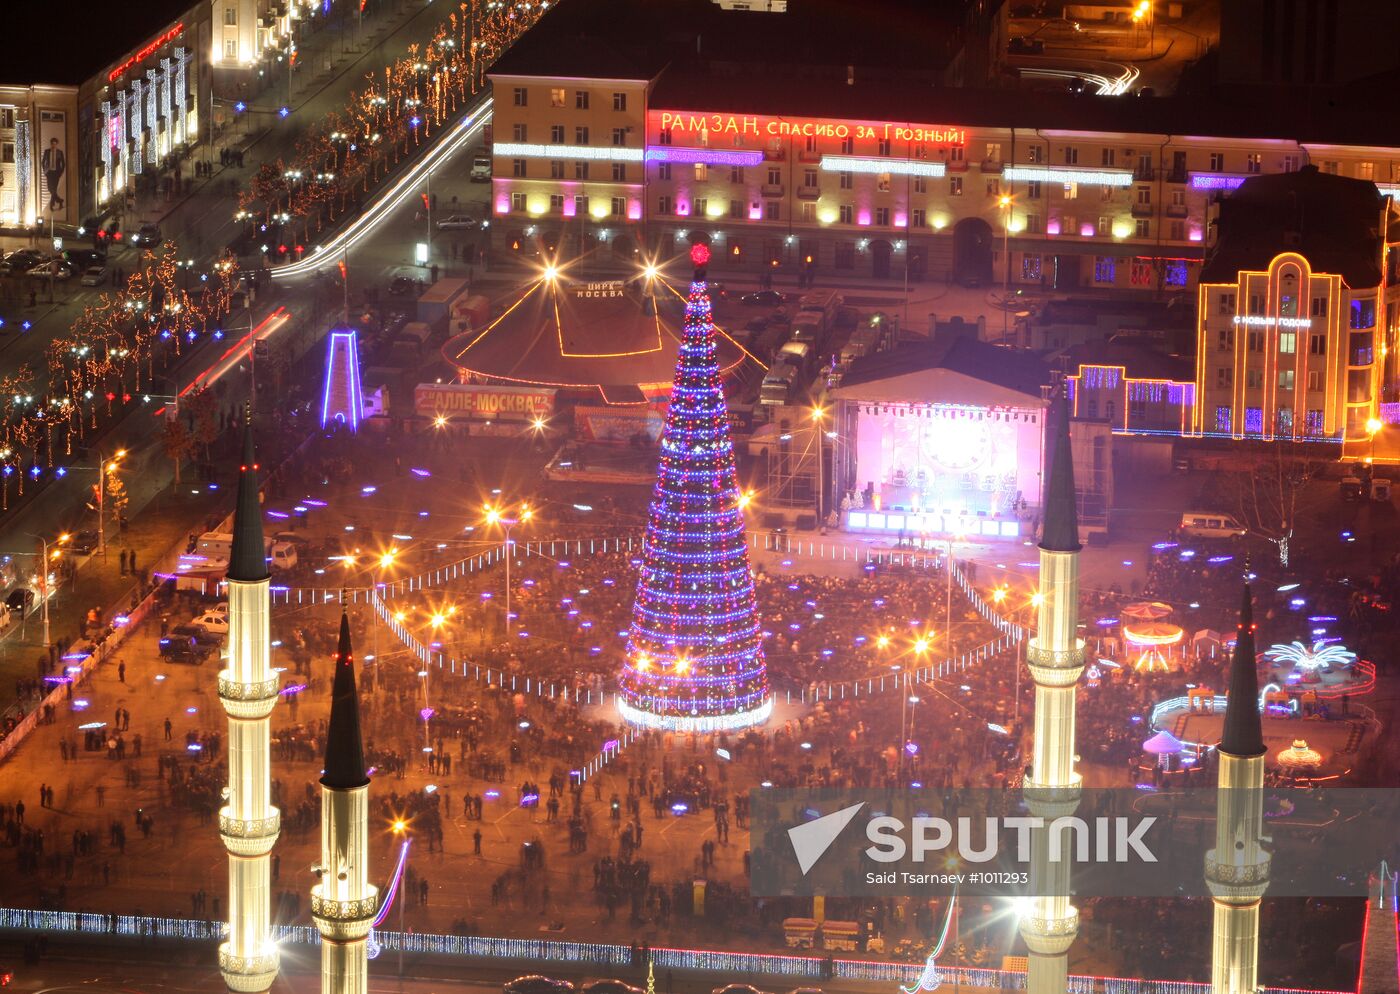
xmin=484 ymin=502 xmax=534 ymax=637
xmin=391 ymin=818 xmax=410 ymax=977
xmin=24 ymin=535 xmax=52 ymax=649
xmin=998 ymin=194 xmax=1013 ymax=341
xmin=93 ymin=447 xmax=127 ymax=558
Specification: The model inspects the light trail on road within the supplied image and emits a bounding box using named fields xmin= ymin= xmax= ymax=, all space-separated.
xmin=152 ymin=307 xmax=289 ymax=416
xmin=1020 ymin=62 xmax=1140 ymax=94
xmin=269 ymin=98 xmax=494 ymax=281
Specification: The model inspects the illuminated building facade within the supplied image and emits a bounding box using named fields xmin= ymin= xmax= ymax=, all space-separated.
xmin=0 ymin=86 xmax=78 ymax=229
xmin=486 ymin=0 xmax=1400 ymax=294
xmin=1191 ymin=167 xmax=1393 ymax=443
xmin=209 ymin=0 xmax=294 ymax=74
xmin=1062 ymin=342 xmax=1196 ymax=436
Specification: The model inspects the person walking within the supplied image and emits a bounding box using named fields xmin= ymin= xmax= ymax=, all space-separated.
xmin=118 ymin=661 xmax=126 ymax=684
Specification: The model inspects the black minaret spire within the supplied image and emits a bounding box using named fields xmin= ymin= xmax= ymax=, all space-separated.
xmin=1039 ymin=389 xmax=1081 ymax=553
xmin=227 ymin=411 xmax=270 ymax=582
xmin=321 ymin=609 xmax=368 ymax=789
xmin=1219 ymin=583 xmax=1266 ymax=757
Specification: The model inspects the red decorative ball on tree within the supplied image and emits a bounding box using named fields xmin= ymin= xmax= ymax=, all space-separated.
xmin=690 ymin=243 xmax=710 ymax=267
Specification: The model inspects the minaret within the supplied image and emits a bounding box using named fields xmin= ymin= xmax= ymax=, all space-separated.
xmin=1019 ymin=391 xmax=1085 ymax=994
xmin=313 ymin=608 xmax=378 ymax=994
xmin=1206 ymin=585 xmax=1270 ymax=994
xmin=218 ymin=417 xmax=281 ymax=993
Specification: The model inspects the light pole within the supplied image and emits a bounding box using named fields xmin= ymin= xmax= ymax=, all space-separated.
xmin=391 ymin=818 xmax=410 ymax=977
xmin=93 ymin=447 xmax=127 ymax=558
xmin=484 ymin=502 xmax=534 ymax=637
xmin=25 ymin=534 xmax=52 ymax=650
xmin=998 ymin=194 xmax=1012 ymax=341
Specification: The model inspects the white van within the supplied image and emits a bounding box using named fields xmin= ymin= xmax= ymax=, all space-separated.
xmin=196 ymin=531 xmax=234 ymax=560
xmin=268 ymin=541 xmax=298 ymax=572
xmin=1179 ymin=512 xmax=1247 ymax=538
xmin=470 ymin=156 xmax=492 ymax=182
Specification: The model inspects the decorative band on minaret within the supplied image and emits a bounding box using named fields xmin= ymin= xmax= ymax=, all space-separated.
xmin=217 ymin=417 xmax=281 ymax=993
xmin=1020 ymin=391 xmax=1085 ymax=994
xmin=313 ymin=608 xmax=378 ymax=994
xmin=1206 ymin=584 xmax=1270 ymax=994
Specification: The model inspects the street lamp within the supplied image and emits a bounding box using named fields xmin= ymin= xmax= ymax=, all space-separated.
xmin=92 ymin=447 xmax=127 ymax=558
xmin=390 ymin=818 xmax=410 ymax=977
xmin=810 ymin=405 xmax=832 ymax=528
xmin=998 ymin=194 xmax=1013 ymax=340
xmin=25 ymin=534 xmax=52 ymax=650
xmin=483 ymin=502 xmax=534 ymax=636
xmin=1366 ymin=417 xmax=1384 ymax=464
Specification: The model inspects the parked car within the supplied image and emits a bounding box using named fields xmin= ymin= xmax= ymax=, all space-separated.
xmin=80 ymin=264 xmax=108 ymax=286
xmin=170 ymin=623 xmax=222 ymax=649
xmin=581 ymin=981 xmax=643 ymax=994
xmin=158 ymin=635 xmax=208 ymax=664
xmin=388 ymin=276 xmax=421 ymax=297
xmin=504 ymin=978 xmax=576 ymax=994
xmin=62 ymin=531 xmax=100 ymax=555
xmin=193 ymin=611 xmax=230 ymax=637
xmin=210 ymin=601 xmax=230 ymax=617
xmin=436 ymin=214 xmax=478 ymax=230
xmin=1 ymin=249 xmax=45 ymax=274
xmin=28 ymin=260 xmax=75 ymax=280
xmin=132 ymin=223 xmax=163 ymax=247
xmin=4 ymin=589 xmax=34 ymax=613
xmin=63 ymin=249 xmax=105 ymax=268
xmin=741 ymin=290 xmax=786 ymax=307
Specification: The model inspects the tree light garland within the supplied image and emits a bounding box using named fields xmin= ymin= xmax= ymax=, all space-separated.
xmin=618 ymin=244 xmax=770 ymax=731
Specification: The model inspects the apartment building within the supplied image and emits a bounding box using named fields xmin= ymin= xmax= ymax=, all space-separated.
xmin=1192 ymin=167 xmax=1393 ymax=443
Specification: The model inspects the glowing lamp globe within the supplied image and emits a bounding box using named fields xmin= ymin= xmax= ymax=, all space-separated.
xmin=690 ymin=243 xmax=710 ymax=267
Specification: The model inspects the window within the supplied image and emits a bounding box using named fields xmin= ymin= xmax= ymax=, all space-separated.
xmin=729 ymin=200 xmax=742 ymax=218
xmin=1063 ymin=147 xmax=1078 ymax=165
xmin=510 ymin=192 xmax=526 ymax=212
xmin=804 ymin=136 xmax=817 ymax=154
xmin=730 ymin=166 xmax=744 ymax=184
xmin=512 ymin=159 xmax=527 ymax=178
xmin=839 ymin=171 xmax=853 ymax=190
xmin=224 ymin=6 xmax=236 ymax=24
xmin=574 ymin=195 xmax=589 ymax=217
xmin=1244 ymin=407 xmax=1264 ymax=433
xmin=1358 ymin=161 xmax=1375 ymax=180
xmin=1130 ymin=259 xmax=1152 ymax=285
xmin=840 ymin=136 xmax=854 ymax=155
xmin=1136 ymin=186 xmax=1152 ymax=205
xmin=513 ymin=87 xmax=528 ymax=107
xmin=1281 ymin=292 xmax=1299 ymax=315
xmin=612 ymin=162 xmax=627 ymax=182
xmin=1306 ymin=369 xmax=1322 ymax=391
xmin=1246 ymin=369 xmax=1263 ymax=388
xmin=913 ymin=175 xmax=927 ymax=194
xmin=1311 ymin=296 xmax=1328 ymax=316
xmin=550 ymin=88 xmax=565 ymax=107
xmin=1215 ymin=406 xmax=1232 ymax=432
xmin=1249 ymin=293 xmax=1262 ymax=313
xmin=911 ymin=208 xmax=926 ymax=228
xmin=1247 ymin=330 xmax=1265 ymax=352
xmin=1280 ymin=332 xmax=1297 ymax=354
xmin=1101 ymin=148 xmax=1116 ymax=167
xmin=1025 ymin=213 xmax=1042 ymax=233
xmin=658 ymin=195 xmax=672 ymax=215
xmin=839 ymin=204 xmax=853 ymax=224
xmin=1321 ymin=160 xmax=1338 ymax=174
xmin=801 ymin=168 xmax=817 ymax=187
xmin=1278 ymin=369 xmax=1295 ymax=390
xmin=877 ymin=138 xmax=891 ymax=156
xmin=611 ymin=196 xmax=625 ymax=217
xmin=874 ymin=206 xmax=889 ymax=226
xmin=1218 ymin=292 xmax=1236 ymax=314
xmin=1351 ymin=298 xmax=1377 ymax=329
xmin=1093 ymin=256 xmax=1115 ymax=283
xmin=1283 ymin=155 xmax=1299 ymax=172
xmin=1062 ymin=215 xmax=1076 ymax=236
xmin=549 ymin=194 xmax=564 ymax=213
xmin=1246 ymin=153 xmax=1261 ymax=173
xmin=550 ymin=124 xmax=564 ymax=143
xmin=1309 ymin=334 xmax=1326 ymax=355
xmin=694 ymin=163 xmax=707 ymax=182
xmin=574 ymin=161 xmax=589 ymax=180
xmin=224 ymin=38 xmax=237 ymax=58
xmin=611 ymin=128 xmax=627 ymax=146
xmin=1208 ymin=152 xmax=1224 ymax=171
xmin=657 ymin=163 xmax=671 ymax=180
xmin=1217 ymin=328 xmax=1233 ymax=351
xmin=1165 ymin=260 xmax=1188 ymax=287
xmin=1027 ymin=181 xmax=1042 ymax=199
xmin=1022 ymin=255 xmax=1042 ymax=281
xmin=947 ymin=176 xmax=962 ymax=196
xmin=1216 ymin=368 xmax=1233 ymax=388
xmin=658 ymin=127 xmax=672 ymax=146
xmin=550 ymin=160 xmax=565 ymax=179
xmin=612 ymin=92 xmax=627 ymax=111
xmin=1306 ymin=410 xmax=1325 ymax=435
xmin=1028 ymin=145 xmax=1044 ymax=164
xmin=1277 ymin=407 xmax=1294 ymax=434
xmin=801 ymin=202 xmax=816 ymax=223
xmin=986 ymin=179 xmax=1000 ymax=197
xmin=765 ymin=201 xmax=780 ymax=220
xmin=767 ymin=166 xmax=781 ymax=186
xmin=1135 ymin=219 xmax=1150 ymax=238
xmin=1169 ymin=221 xmax=1185 ymax=241
xmin=986 ymin=142 xmax=1002 ymax=162
xmin=575 ymin=126 xmax=589 ymax=144
xmin=835 ymin=242 xmax=855 ymax=269
xmin=574 ymin=90 xmax=589 ymax=110
xmin=512 ymin=123 xmax=527 ymax=141
xmin=695 ymin=198 xmax=708 ymax=217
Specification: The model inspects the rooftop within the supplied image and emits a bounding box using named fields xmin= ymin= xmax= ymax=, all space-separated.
xmin=840 ymin=336 xmax=1051 ymax=400
xmin=1056 ymin=341 xmax=1195 ymax=384
xmin=0 ymin=0 xmax=192 ymax=88
xmin=1200 ymin=165 xmax=1386 ymax=287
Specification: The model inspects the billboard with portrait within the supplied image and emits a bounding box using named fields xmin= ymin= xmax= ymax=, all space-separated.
xmin=38 ymin=109 xmax=68 ymax=223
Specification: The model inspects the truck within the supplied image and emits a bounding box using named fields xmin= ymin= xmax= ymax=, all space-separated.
xmin=778 ymin=339 xmax=814 ymax=376
xmin=415 ymin=277 xmax=470 ymax=329
xmin=470 ymin=156 xmax=492 ymax=182
xmin=194 ymin=531 xmax=298 ymax=572
xmin=759 ymin=362 xmax=799 ymax=406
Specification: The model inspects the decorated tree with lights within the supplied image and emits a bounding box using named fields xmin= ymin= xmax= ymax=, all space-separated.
xmin=618 ymin=245 xmax=771 ymax=731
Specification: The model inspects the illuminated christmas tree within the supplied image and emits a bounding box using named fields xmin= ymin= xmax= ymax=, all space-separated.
xmin=618 ymin=244 xmax=771 ymax=731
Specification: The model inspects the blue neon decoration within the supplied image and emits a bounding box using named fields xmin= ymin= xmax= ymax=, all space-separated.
xmin=320 ymin=327 xmax=364 ymax=431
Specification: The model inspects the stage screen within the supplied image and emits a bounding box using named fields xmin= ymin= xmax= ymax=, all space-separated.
xmin=851 ymin=404 xmax=1043 ymax=520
